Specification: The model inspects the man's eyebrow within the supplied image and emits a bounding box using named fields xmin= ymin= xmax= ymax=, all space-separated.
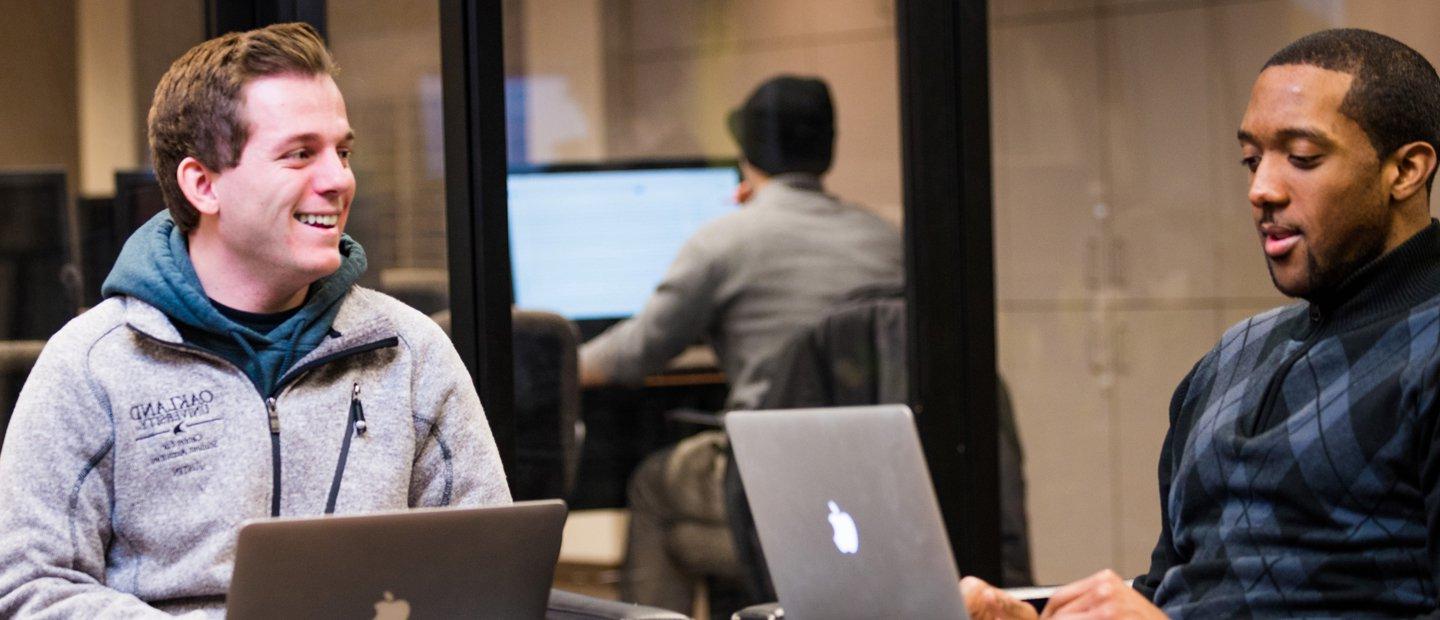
xmin=275 ymin=130 xmax=356 ymax=148
xmin=1235 ymin=127 xmax=1335 ymax=147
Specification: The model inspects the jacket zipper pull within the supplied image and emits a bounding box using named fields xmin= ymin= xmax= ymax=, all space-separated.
xmin=351 ymin=382 xmax=367 ymax=437
xmin=266 ymin=397 xmax=280 ymax=435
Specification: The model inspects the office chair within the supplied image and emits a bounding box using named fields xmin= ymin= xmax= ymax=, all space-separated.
xmin=380 ymin=267 xmax=450 ymax=317
xmin=0 ymin=171 xmax=81 ymax=339
xmin=0 ymin=340 xmax=46 ymax=454
xmin=0 ymin=171 xmax=78 ymax=455
xmin=430 ymin=308 xmax=583 ymax=500
xmin=511 ymin=308 xmax=583 ymax=499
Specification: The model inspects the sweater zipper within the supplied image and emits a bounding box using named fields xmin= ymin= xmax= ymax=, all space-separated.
xmin=266 ymin=397 xmax=281 ymax=517
xmin=324 ymin=382 xmax=365 ymax=514
xmin=1248 ymin=307 xmax=1324 ymax=436
xmin=264 ymin=337 xmax=398 ymax=516
xmin=138 ymin=333 xmax=400 ymax=517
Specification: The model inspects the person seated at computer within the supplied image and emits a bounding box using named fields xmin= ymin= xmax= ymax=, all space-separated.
xmin=0 ymin=24 xmax=510 ymax=617
xmin=578 ymin=75 xmax=905 ymax=611
xmin=960 ymin=27 xmax=1440 ymax=618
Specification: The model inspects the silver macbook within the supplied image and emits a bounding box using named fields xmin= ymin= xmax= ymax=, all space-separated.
xmin=725 ymin=405 xmax=968 ymax=619
xmin=227 ymin=499 xmax=567 ymax=619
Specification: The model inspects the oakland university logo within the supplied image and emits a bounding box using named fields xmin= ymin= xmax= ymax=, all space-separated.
xmin=131 ymin=390 xmax=223 ymax=441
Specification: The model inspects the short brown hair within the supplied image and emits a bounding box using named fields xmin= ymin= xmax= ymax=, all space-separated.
xmin=148 ymin=22 xmax=337 ymax=232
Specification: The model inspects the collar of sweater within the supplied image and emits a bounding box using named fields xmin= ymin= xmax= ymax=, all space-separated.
xmin=1305 ymin=219 xmax=1440 ymax=332
xmin=122 ymin=289 xmax=398 ymax=370
xmin=749 ymin=173 xmax=831 ymax=210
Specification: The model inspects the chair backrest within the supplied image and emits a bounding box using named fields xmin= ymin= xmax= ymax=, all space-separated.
xmin=0 ymin=340 xmax=46 ymax=455
xmin=429 ymin=308 xmax=583 ymax=500
xmin=0 ymin=171 xmax=79 ymax=340
xmin=379 ymin=267 xmax=450 ymax=316
xmin=511 ymin=308 xmax=582 ymax=499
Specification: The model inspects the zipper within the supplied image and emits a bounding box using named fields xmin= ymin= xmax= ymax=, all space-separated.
xmin=1247 ymin=306 xmax=1324 ymax=436
xmin=135 ymin=332 xmax=400 ymax=518
xmin=324 ymin=382 xmax=365 ymax=514
xmin=265 ymin=338 xmax=396 ymax=516
xmin=266 ymin=397 xmax=282 ymax=517
xmin=351 ymin=382 xmax=368 ymax=437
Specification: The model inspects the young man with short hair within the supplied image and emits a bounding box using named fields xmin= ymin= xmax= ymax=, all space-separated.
xmin=964 ymin=27 xmax=1440 ymax=619
xmin=0 ymin=23 xmax=509 ymax=617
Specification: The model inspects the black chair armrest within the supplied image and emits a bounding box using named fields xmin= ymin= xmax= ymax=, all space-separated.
xmin=547 ymin=589 xmax=691 ymax=620
xmin=730 ymin=602 xmax=783 ymax=619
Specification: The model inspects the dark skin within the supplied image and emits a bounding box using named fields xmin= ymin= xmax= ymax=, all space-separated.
xmin=1239 ymin=64 xmax=1433 ymax=300
xmin=960 ymin=63 xmax=1437 ymax=620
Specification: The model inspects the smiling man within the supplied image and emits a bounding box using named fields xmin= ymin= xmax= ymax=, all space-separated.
xmin=962 ymin=28 xmax=1440 ymax=619
xmin=0 ymin=23 xmax=509 ymax=617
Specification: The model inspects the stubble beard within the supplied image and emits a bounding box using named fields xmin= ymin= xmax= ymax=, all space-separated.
xmin=1268 ymin=218 xmax=1389 ymax=301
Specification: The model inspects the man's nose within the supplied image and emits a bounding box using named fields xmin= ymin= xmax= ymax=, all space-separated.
xmin=313 ymin=150 xmax=354 ymax=196
xmin=1248 ymin=157 xmax=1287 ymax=209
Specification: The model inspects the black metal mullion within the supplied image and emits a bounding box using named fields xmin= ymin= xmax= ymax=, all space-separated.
xmin=440 ymin=0 xmax=516 ymax=477
xmin=897 ymin=0 xmax=1002 ymax=581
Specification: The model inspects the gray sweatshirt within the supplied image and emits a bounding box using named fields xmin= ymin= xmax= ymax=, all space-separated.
xmin=0 ymin=289 xmax=511 ymax=617
xmin=580 ymin=174 xmax=904 ymax=410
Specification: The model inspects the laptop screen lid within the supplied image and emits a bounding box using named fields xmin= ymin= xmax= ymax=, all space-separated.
xmin=725 ymin=405 xmax=967 ymax=619
xmin=227 ymin=499 xmax=566 ymax=620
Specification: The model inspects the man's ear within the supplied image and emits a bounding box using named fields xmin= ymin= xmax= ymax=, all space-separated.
xmin=176 ymin=156 xmax=221 ymax=216
xmin=1388 ymin=140 xmax=1437 ymax=203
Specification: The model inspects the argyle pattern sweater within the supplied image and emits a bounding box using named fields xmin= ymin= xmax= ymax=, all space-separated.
xmin=1135 ymin=222 xmax=1440 ymax=617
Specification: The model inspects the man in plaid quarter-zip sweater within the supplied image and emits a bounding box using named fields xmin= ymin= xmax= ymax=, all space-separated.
xmin=963 ymin=28 xmax=1440 ymax=619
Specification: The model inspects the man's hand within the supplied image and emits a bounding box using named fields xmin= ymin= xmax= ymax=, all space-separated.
xmin=733 ymin=180 xmax=755 ymax=204
xmin=579 ymin=357 xmax=611 ymax=388
xmin=961 ymin=576 xmax=1039 ymax=620
xmin=1040 ymin=570 xmax=1165 ymax=619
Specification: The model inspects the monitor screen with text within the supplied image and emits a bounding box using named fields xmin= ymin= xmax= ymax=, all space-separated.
xmin=508 ymin=163 xmax=740 ymax=321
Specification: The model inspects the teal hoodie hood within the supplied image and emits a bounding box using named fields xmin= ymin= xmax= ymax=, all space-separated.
xmin=101 ymin=211 xmax=367 ymax=395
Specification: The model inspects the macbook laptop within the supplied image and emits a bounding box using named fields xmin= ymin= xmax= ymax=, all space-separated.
xmin=725 ymin=405 xmax=968 ymax=619
xmin=227 ymin=499 xmax=567 ymax=620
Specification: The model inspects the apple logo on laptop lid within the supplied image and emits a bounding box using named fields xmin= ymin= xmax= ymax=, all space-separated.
xmin=374 ymin=591 xmax=410 ymax=620
xmin=828 ymin=501 xmax=859 ymax=554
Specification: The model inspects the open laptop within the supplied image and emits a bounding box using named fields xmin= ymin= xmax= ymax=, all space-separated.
xmin=725 ymin=405 xmax=968 ymax=618
xmin=227 ymin=499 xmax=567 ymax=619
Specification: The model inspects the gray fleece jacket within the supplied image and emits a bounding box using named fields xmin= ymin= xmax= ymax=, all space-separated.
xmin=0 ymin=254 xmax=510 ymax=616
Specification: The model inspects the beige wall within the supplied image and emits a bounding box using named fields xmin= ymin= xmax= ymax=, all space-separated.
xmin=517 ymin=0 xmax=905 ymax=226
xmin=0 ymin=0 xmax=78 ymax=179
xmin=77 ymin=0 xmax=138 ymax=198
xmin=328 ymin=0 xmax=447 ymax=280
xmin=130 ymin=0 xmax=206 ymax=168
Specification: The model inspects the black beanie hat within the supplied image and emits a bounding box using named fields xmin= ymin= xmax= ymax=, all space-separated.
xmin=726 ymin=75 xmax=835 ymax=176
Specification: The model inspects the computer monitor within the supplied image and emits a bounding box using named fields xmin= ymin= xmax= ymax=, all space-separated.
xmin=0 ymin=170 xmax=73 ymax=340
xmin=507 ymin=160 xmax=740 ymax=338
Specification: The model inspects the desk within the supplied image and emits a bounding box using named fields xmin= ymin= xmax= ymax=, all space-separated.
xmin=644 ymin=344 xmax=725 ymax=388
xmin=553 ymin=509 xmax=630 ymax=600
xmin=571 ymin=345 xmax=727 ymax=509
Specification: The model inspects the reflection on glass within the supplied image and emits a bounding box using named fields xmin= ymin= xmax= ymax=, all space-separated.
xmin=328 ymin=1 xmax=448 ymax=314
xmin=0 ymin=2 xmax=205 ymax=446
xmin=506 ymin=0 xmax=917 ymax=612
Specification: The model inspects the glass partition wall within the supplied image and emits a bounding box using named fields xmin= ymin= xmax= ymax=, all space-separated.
xmin=504 ymin=0 xmax=909 ymax=507
xmin=0 ymin=0 xmax=206 ymax=449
